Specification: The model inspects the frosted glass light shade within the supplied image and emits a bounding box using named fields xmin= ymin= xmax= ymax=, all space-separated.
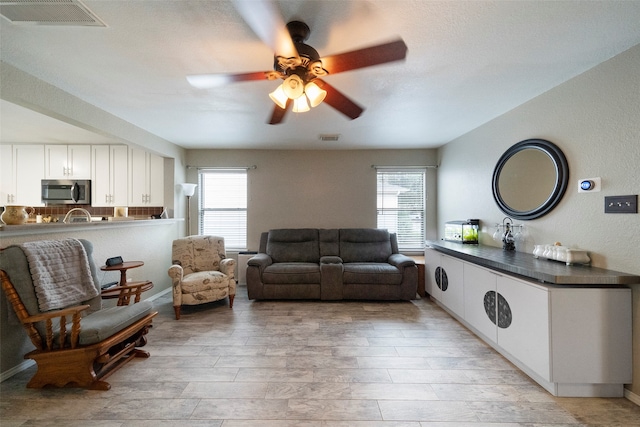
xmin=180 ymin=183 xmax=197 ymax=197
xmin=282 ymin=74 xmax=304 ymax=99
xmin=305 ymin=81 xmax=326 ymax=108
xmin=269 ymin=85 xmax=288 ymax=109
xmin=292 ymin=95 xmax=310 ymax=113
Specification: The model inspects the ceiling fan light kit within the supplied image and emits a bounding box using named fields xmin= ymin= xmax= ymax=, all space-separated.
xmin=187 ymin=4 xmax=407 ymax=124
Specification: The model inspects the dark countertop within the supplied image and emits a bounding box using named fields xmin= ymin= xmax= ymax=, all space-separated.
xmin=426 ymin=240 xmax=640 ymax=285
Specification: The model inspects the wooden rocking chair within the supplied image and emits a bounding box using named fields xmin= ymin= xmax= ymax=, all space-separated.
xmin=0 ymin=239 xmax=157 ymax=390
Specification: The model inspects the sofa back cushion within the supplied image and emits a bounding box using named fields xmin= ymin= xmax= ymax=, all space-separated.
xmin=319 ymin=229 xmax=340 ymax=257
xmin=267 ymin=229 xmax=320 ymax=263
xmin=172 ymin=235 xmax=226 ymax=276
xmin=339 ymin=228 xmax=393 ymax=263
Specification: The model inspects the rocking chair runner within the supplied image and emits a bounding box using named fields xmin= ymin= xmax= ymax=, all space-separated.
xmin=0 ymin=239 xmax=157 ymax=390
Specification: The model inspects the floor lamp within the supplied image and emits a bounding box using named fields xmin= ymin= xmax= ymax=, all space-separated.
xmin=180 ymin=183 xmax=197 ymax=236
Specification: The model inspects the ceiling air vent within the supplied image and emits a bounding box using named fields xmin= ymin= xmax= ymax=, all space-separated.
xmin=0 ymin=0 xmax=106 ymax=26
xmin=319 ymin=134 xmax=341 ymax=142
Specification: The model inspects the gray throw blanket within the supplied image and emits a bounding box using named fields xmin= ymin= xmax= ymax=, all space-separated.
xmin=20 ymin=238 xmax=99 ymax=312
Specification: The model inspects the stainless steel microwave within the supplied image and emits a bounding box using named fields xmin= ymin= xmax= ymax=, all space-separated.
xmin=41 ymin=179 xmax=91 ymax=205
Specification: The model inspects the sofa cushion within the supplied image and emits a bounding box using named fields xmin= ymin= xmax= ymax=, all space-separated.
xmin=339 ymin=229 xmax=393 ymax=263
xmin=266 ymin=229 xmax=320 ymax=263
xmin=262 ymin=263 xmax=321 ymax=284
xmin=343 ymin=263 xmax=403 ymax=285
xmin=180 ymin=271 xmax=230 ymax=293
xmin=76 ymin=301 xmax=154 ymax=346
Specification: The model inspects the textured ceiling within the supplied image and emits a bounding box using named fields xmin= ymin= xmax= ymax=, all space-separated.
xmin=1 ymin=0 xmax=640 ymax=150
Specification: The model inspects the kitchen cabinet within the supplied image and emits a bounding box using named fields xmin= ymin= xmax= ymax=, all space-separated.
xmin=128 ymin=148 xmax=164 ymax=206
xmin=44 ymin=145 xmax=91 ymax=179
xmin=92 ymin=145 xmax=128 ymax=207
xmin=0 ymin=144 xmax=45 ymax=207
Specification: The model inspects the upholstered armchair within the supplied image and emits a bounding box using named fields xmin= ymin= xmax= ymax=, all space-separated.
xmin=168 ymin=235 xmax=236 ymax=319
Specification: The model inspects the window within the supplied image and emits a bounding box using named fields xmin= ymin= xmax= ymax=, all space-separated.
xmin=377 ymin=168 xmax=426 ymax=252
xmin=198 ymin=169 xmax=247 ymax=249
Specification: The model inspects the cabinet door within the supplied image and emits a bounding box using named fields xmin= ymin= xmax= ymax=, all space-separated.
xmin=129 ymin=149 xmax=164 ymax=206
xmin=550 ymin=288 xmax=632 ymax=384
xmin=45 ymin=145 xmax=69 ymax=179
xmin=14 ymin=145 xmax=45 ymax=206
xmin=92 ymin=146 xmax=111 ymax=206
xmin=110 ymin=146 xmax=128 ymax=206
xmin=92 ymin=145 xmax=127 ymax=206
xmin=463 ymin=263 xmax=497 ymax=343
xmin=496 ymin=275 xmax=550 ymax=381
xmin=45 ymin=145 xmax=91 ymax=179
xmin=68 ymin=145 xmax=91 ymax=178
xmin=424 ymin=248 xmax=441 ymax=300
xmin=128 ymin=147 xmax=147 ymax=205
xmin=440 ymin=255 xmax=464 ymax=318
xmin=0 ymin=145 xmax=15 ymax=204
xmin=147 ymin=153 xmax=164 ymax=206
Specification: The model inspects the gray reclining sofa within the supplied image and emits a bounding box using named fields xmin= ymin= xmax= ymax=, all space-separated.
xmin=246 ymin=228 xmax=417 ymax=300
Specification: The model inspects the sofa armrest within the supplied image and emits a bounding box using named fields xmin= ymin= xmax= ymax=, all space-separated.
xmin=388 ymin=253 xmax=416 ymax=269
xmin=247 ymin=253 xmax=272 ymax=269
xmin=220 ymin=258 xmax=236 ymax=278
xmin=168 ymin=264 xmax=184 ymax=306
xmin=320 ymin=256 xmax=343 ymax=264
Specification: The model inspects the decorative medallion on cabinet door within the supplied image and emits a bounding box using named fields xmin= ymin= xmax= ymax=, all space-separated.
xmin=435 ymin=266 xmax=449 ymax=291
xmin=484 ymin=291 xmax=512 ymax=328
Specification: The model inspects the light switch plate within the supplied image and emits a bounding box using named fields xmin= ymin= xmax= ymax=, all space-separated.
xmin=604 ymin=195 xmax=637 ymax=213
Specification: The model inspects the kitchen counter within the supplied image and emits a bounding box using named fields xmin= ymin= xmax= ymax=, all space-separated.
xmin=426 ymin=240 xmax=640 ymax=285
xmin=0 ymin=218 xmax=183 ymax=238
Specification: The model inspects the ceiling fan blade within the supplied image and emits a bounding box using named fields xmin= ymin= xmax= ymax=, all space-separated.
xmin=268 ymin=98 xmax=292 ymax=125
xmin=315 ymin=79 xmax=364 ymax=120
xmin=233 ymin=0 xmax=298 ymax=59
xmin=186 ymin=71 xmax=281 ymax=89
xmin=321 ymin=39 xmax=408 ymax=74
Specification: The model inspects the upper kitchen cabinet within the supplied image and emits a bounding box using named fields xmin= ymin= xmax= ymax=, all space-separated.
xmin=92 ymin=145 xmax=128 ymax=207
xmin=44 ymin=145 xmax=91 ymax=179
xmin=128 ymin=148 xmax=164 ymax=206
xmin=0 ymin=144 xmax=45 ymax=207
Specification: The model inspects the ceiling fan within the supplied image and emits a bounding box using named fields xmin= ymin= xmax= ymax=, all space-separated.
xmin=186 ymin=0 xmax=408 ymax=125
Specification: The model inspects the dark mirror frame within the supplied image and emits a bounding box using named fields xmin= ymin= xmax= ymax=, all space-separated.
xmin=492 ymin=139 xmax=569 ymax=220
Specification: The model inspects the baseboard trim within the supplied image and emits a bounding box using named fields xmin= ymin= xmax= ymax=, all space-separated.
xmin=0 ymin=360 xmax=35 ymax=383
xmin=147 ymin=286 xmax=171 ymax=301
xmin=625 ymin=388 xmax=640 ymax=406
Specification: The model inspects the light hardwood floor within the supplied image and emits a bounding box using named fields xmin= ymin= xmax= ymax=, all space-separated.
xmin=1 ymin=288 xmax=639 ymax=426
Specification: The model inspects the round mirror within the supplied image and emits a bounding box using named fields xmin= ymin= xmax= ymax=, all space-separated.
xmin=492 ymin=139 xmax=569 ymax=220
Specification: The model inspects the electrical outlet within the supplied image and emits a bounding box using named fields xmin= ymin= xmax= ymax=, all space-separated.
xmin=604 ymin=195 xmax=638 ymax=213
xmin=578 ymin=177 xmax=601 ymax=193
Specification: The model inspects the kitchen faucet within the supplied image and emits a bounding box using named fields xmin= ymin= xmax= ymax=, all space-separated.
xmin=62 ymin=208 xmax=92 ymax=224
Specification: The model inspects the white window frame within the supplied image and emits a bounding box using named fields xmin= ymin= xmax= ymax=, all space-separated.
xmin=376 ymin=167 xmax=426 ymax=252
xmin=198 ymin=168 xmax=248 ymax=250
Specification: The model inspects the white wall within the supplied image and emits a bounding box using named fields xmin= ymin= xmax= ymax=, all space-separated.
xmin=436 ymin=44 xmax=640 ymax=395
xmin=185 ymin=149 xmax=439 ymax=251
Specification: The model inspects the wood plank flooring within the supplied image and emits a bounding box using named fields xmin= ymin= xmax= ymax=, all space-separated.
xmin=1 ymin=288 xmax=639 ymax=426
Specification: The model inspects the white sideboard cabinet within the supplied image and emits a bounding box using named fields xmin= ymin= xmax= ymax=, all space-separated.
xmin=425 ymin=242 xmax=634 ymax=397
